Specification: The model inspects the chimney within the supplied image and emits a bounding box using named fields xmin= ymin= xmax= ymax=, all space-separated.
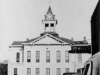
xmin=27 ymin=38 xmax=29 ymax=41
xmin=83 ymin=37 xmax=88 ymax=44
xmin=71 ymin=37 xmax=74 ymax=41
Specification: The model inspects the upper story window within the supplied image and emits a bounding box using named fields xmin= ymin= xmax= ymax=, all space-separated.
xmin=65 ymin=68 xmax=69 ymax=73
xmin=16 ymin=52 xmax=20 ymax=62
xmin=65 ymin=51 xmax=69 ymax=62
xmin=14 ymin=68 xmax=17 ymax=75
xmin=57 ymin=68 xmax=61 ymax=75
xmin=27 ymin=68 xmax=31 ymax=75
xmin=46 ymin=68 xmax=50 ymax=75
xmin=51 ymin=23 xmax=54 ymax=27
xmin=56 ymin=51 xmax=61 ymax=62
xmin=27 ymin=51 xmax=31 ymax=62
xmin=45 ymin=23 xmax=49 ymax=27
xmin=36 ymin=68 xmax=39 ymax=75
xmin=46 ymin=51 xmax=50 ymax=62
xmin=78 ymin=54 xmax=82 ymax=62
xmin=36 ymin=51 xmax=40 ymax=62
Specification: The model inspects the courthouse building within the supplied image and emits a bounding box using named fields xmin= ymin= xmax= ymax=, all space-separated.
xmin=8 ymin=7 xmax=91 ymax=75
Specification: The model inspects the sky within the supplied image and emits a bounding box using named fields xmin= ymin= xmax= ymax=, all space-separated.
xmin=0 ymin=0 xmax=99 ymax=60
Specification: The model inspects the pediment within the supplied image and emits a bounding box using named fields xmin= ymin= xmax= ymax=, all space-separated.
xmin=33 ymin=36 xmax=63 ymax=44
xmin=28 ymin=34 xmax=69 ymax=44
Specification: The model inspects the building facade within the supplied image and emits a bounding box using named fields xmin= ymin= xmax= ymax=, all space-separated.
xmin=91 ymin=0 xmax=100 ymax=55
xmin=8 ymin=7 xmax=91 ymax=75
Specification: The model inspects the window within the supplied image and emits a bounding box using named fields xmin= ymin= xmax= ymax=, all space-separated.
xmin=57 ymin=68 xmax=61 ymax=75
xmin=77 ymin=69 xmax=81 ymax=73
xmin=65 ymin=51 xmax=69 ymax=62
xmin=65 ymin=68 xmax=69 ymax=73
xmin=83 ymin=61 xmax=92 ymax=75
xmin=46 ymin=68 xmax=50 ymax=75
xmin=14 ymin=68 xmax=17 ymax=75
xmin=78 ymin=54 xmax=82 ymax=62
xmin=46 ymin=51 xmax=50 ymax=62
xmin=36 ymin=68 xmax=39 ymax=75
xmin=45 ymin=24 xmax=49 ymax=27
xmin=51 ymin=23 xmax=54 ymax=27
xmin=27 ymin=68 xmax=31 ymax=75
xmin=57 ymin=51 xmax=61 ymax=62
xmin=16 ymin=52 xmax=20 ymax=62
xmin=27 ymin=51 xmax=31 ymax=62
xmin=36 ymin=51 xmax=40 ymax=62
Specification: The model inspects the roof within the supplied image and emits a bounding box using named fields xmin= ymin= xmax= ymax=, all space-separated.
xmin=12 ymin=41 xmax=24 ymax=45
xmin=12 ymin=32 xmax=88 ymax=46
xmin=74 ymin=41 xmax=88 ymax=44
xmin=46 ymin=6 xmax=53 ymax=15
xmin=12 ymin=32 xmax=73 ymax=45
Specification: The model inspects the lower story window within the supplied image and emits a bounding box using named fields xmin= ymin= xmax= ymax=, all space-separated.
xmin=14 ymin=68 xmax=17 ymax=75
xmin=57 ymin=68 xmax=61 ymax=75
xmin=46 ymin=68 xmax=50 ymax=75
xmin=27 ymin=68 xmax=31 ymax=75
xmin=65 ymin=68 xmax=69 ymax=73
xmin=36 ymin=68 xmax=39 ymax=75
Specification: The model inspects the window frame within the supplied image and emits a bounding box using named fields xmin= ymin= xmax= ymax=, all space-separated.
xmin=45 ymin=23 xmax=49 ymax=27
xmin=16 ymin=52 xmax=20 ymax=62
xmin=46 ymin=51 xmax=50 ymax=62
xmin=36 ymin=68 xmax=39 ymax=75
xmin=78 ymin=53 xmax=82 ymax=62
xmin=51 ymin=23 xmax=54 ymax=27
xmin=27 ymin=68 xmax=31 ymax=75
xmin=57 ymin=68 xmax=61 ymax=75
xmin=46 ymin=68 xmax=50 ymax=75
xmin=36 ymin=51 xmax=40 ymax=62
xmin=65 ymin=51 xmax=69 ymax=62
xmin=65 ymin=68 xmax=69 ymax=73
xmin=14 ymin=68 xmax=17 ymax=75
xmin=27 ymin=51 xmax=31 ymax=62
xmin=56 ymin=51 xmax=61 ymax=62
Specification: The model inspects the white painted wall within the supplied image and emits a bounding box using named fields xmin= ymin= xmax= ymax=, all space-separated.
xmin=8 ymin=45 xmax=91 ymax=75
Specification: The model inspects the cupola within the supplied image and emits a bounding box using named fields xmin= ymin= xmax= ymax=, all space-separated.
xmin=42 ymin=6 xmax=57 ymax=32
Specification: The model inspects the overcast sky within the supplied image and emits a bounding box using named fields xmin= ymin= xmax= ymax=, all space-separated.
xmin=0 ymin=0 xmax=99 ymax=60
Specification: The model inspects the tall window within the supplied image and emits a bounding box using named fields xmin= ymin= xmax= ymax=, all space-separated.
xmin=65 ymin=51 xmax=69 ymax=62
xmin=14 ymin=68 xmax=17 ymax=75
xmin=36 ymin=51 xmax=40 ymax=62
xmin=46 ymin=68 xmax=50 ymax=75
xmin=46 ymin=51 xmax=50 ymax=62
xmin=36 ymin=68 xmax=39 ymax=75
xmin=27 ymin=51 xmax=31 ymax=62
xmin=16 ymin=52 xmax=20 ymax=62
xmin=65 ymin=68 xmax=69 ymax=73
xmin=57 ymin=51 xmax=61 ymax=62
xmin=78 ymin=54 xmax=82 ymax=62
xmin=57 ymin=68 xmax=61 ymax=75
xmin=27 ymin=68 xmax=31 ymax=75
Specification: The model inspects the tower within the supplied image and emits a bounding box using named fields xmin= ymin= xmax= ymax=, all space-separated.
xmin=42 ymin=6 xmax=57 ymax=32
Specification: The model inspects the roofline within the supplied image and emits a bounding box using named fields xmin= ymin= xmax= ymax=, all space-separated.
xmin=22 ymin=33 xmax=69 ymax=44
xmin=9 ymin=45 xmax=23 ymax=48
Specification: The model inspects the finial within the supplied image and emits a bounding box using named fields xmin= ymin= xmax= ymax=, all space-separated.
xmin=48 ymin=0 xmax=52 ymax=7
xmin=84 ymin=37 xmax=86 ymax=41
xmin=27 ymin=38 xmax=29 ymax=41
